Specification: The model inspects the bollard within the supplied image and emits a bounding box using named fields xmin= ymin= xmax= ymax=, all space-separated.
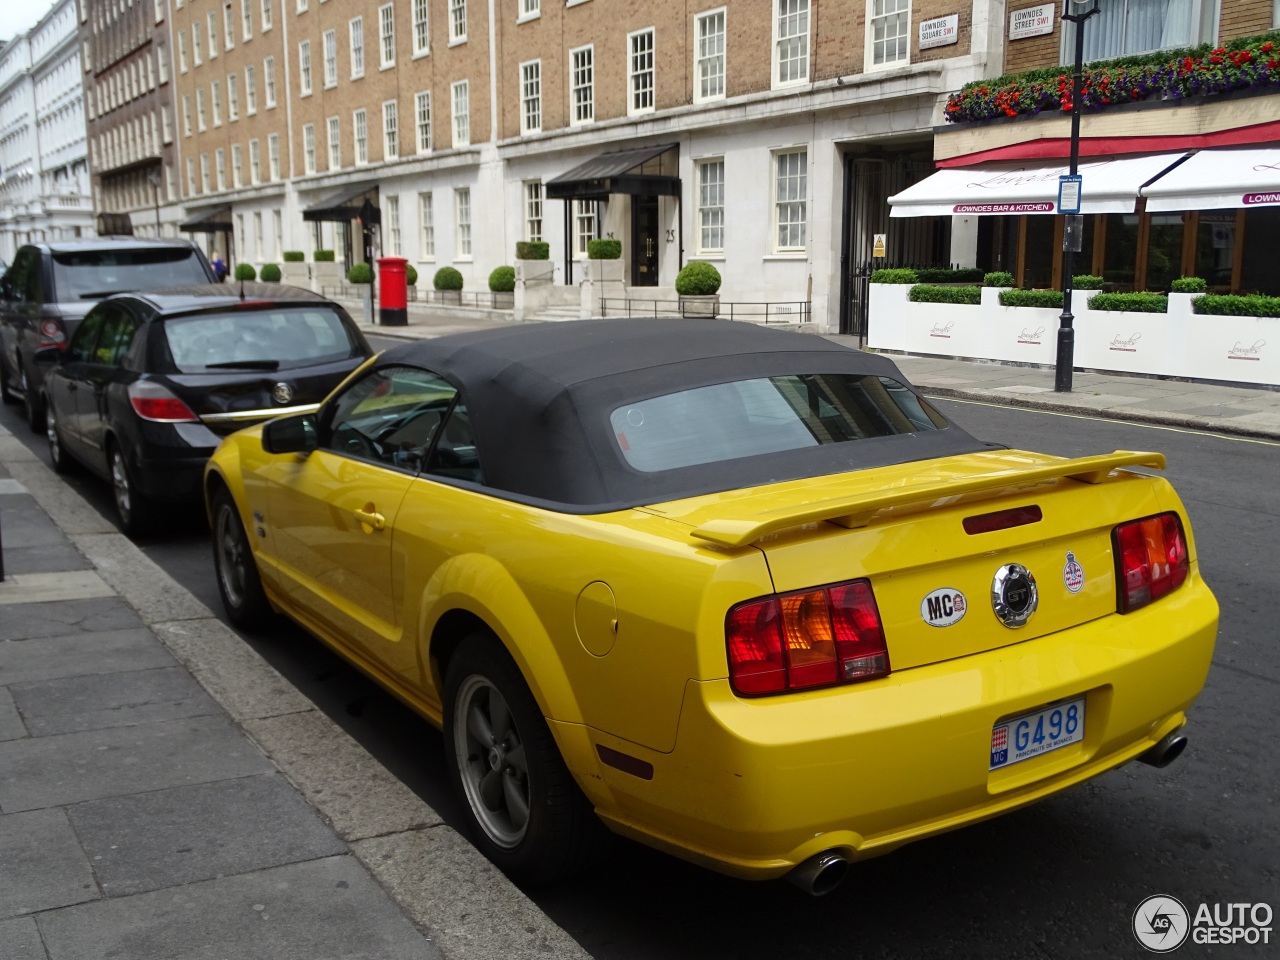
xmin=377 ymin=257 xmax=408 ymax=326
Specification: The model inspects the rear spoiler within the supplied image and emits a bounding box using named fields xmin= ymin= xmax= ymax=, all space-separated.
xmin=690 ymin=450 xmax=1166 ymax=548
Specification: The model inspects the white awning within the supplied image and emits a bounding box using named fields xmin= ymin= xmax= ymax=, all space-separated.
xmin=1142 ymin=147 xmax=1280 ymax=212
xmin=889 ymin=154 xmax=1188 ymax=218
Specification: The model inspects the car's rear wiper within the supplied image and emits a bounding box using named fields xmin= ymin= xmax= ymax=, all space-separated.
xmin=204 ymin=359 xmax=281 ymax=370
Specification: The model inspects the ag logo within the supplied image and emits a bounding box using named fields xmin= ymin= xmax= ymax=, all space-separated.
xmin=1133 ymin=894 xmax=1190 ymax=953
xmin=921 ymin=588 xmax=966 ymax=627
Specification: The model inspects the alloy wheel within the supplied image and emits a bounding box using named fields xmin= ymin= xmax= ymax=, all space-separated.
xmin=46 ymin=405 xmax=62 ymax=467
xmin=453 ymin=675 xmax=531 ymax=849
xmin=111 ymin=449 xmax=132 ymax=522
xmin=214 ymin=501 xmax=249 ymax=609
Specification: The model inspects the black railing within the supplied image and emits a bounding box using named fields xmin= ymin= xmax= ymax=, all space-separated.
xmin=598 ymin=298 xmax=811 ymax=324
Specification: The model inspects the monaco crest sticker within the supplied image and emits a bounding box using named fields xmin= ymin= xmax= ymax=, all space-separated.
xmin=1063 ymin=552 xmax=1085 ymax=594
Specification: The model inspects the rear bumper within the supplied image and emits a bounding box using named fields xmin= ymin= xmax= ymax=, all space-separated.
xmin=579 ymin=575 xmax=1218 ymax=880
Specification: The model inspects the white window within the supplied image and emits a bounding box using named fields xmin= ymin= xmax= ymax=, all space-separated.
xmin=1071 ymin=0 xmax=1207 ymax=61
xmin=196 ymin=87 xmax=207 ymax=130
xmin=192 ymin=22 xmax=202 ymax=64
xmin=524 ymin=180 xmax=542 ymax=242
xmin=242 ymin=0 xmax=252 ymax=39
xmin=570 ymin=45 xmax=593 ymax=125
xmin=298 ymin=41 xmax=312 ymax=95
xmin=211 ymin=79 xmax=222 ymax=125
xmin=451 ymin=80 xmax=469 ymax=147
xmin=254 ymin=213 xmax=263 ymax=260
xmin=268 ymin=133 xmax=280 ymax=179
xmin=303 ymin=122 xmax=316 ymax=173
xmin=412 ymin=0 xmax=429 ymax=54
xmin=628 ymin=29 xmax=654 ymax=115
xmin=186 ymin=157 xmax=196 ymax=195
xmin=867 ymin=0 xmax=909 ymax=68
xmin=520 ymin=60 xmax=541 ymax=134
xmin=236 ymin=215 xmax=246 ymax=257
xmin=455 ymin=187 xmax=472 ymax=257
xmin=414 ymin=90 xmax=432 ymax=152
xmin=158 ymin=45 xmax=168 ymax=83
xmin=155 ymin=0 xmax=164 ymax=24
xmin=697 ymin=158 xmax=724 ymax=253
xmin=350 ymin=17 xmax=364 ymax=77
xmin=182 ymin=94 xmax=192 ymax=135
xmin=264 ymin=55 xmax=277 ymax=105
xmin=273 ymin=211 xmax=283 ymax=258
xmin=519 ymin=0 xmax=538 ymax=18
xmin=215 ymin=148 xmax=226 ymax=190
xmin=179 ymin=30 xmax=187 ymax=71
xmin=695 ymin=9 xmax=725 ymax=101
xmin=386 ymin=195 xmax=401 ymax=255
xmin=773 ymin=148 xmax=807 ymax=252
xmin=250 ymin=138 xmax=261 ymax=183
xmin=200 ymin=153 xmax=210 ymax=192
xmin=327 ymin=115 xmax=341 ymax=168
xmin=297 ymin=0 xmax=306 ymax=11
xmin=353 ymin=108 xmax=368 ymax=164
xmin=208 ymin=12 xmax=218 ymax=57
xmin=161 ymin=104 xmax=173 ymax=142
xmin=232 ymin=144 xmax=243 ymax=186
xmin=224 ymin=4 xmax=235 ymax=50
xmin=418 ymin=191 xmax=434 ymax=258
xmin=245 ymin=65 xmax=257 ymax=113
xmin=383 ymin=100 xmax=398 ymax=158
xmin=449 ymin=0 xmax=466 ymax=42
xmin=323 ymin=29 xmax=337 ymax=86
xmin=573 ymin=199 xmax=596 ymax=257
xmin=774 ymin=0 xmax=809 ymax=85
xmin=379 ymin=4 xmax=395 ymax=67
xmin=261 ymin=0 xmax=272 ymax=30
xmin=227 ymin=72 xmax=239 ymax=119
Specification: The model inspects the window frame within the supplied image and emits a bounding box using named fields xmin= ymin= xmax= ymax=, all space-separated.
xmin=455 ymin=187 xmax=472 ymax=259
xmin=382 ymin=99 xmax=398 ymax=160
xmin=412 ymin=0 xmax=430 ymax=55
xmin=298 ymin=41 xmax=312 ymax=96
xmin=569 ymin=44 xmax=594 ymax=126
xmin=696 ymin=157 xmax=725 ymax=255
xmin=520 ymin=59 xmax=541 ymax=135
xmin=414 ymin=90 xmax=432 ymax=153
xmin=771 ymin=147 xmax=808 ymax=254
xmin=451 ymin=79 xmax=470 ymax=148
xmin=418 ymin=191 xmax=435 ymax=260
xmin=449 ymin=0 xmax=467 ymax=44
xmin=524 ymin=180 xmax=543 ymax=242
xmin=694 ymin=8 xmax=725 ymax=103
xmin=628 ymin=27 xmax=655 ymax=117
xmin=327 ymin=115 xmax=341 ymax=169
xmin=322 ymin=29 xmax=337 ymax=87
xmin=772 ymin=0 xmax=810 ymax=87
xmin=379 ymin=3 xmax=395 ymax=68
xmin=353 ymin=107 xmax=369 ymax=165
xmin=350 ymin=16 xmax=365 ymax=78
xmin=303 ymin=121 xmax=316 ymax=173
xmin=865 ymin=0 xmax=911 ymax=72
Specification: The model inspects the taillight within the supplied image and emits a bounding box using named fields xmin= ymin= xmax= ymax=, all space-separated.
xmin=1113 ymin=512 xmax=1189 ymax=614
xmin=39 ymin=317 xmax=68 ymax=350
xmin=128 ymin=381 xmax=199 ymax=422
xmin=726 ymin=579 xmax=889 ymax=696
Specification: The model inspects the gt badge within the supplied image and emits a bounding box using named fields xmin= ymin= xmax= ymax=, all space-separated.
xmin=992 ymin=564 xmax=1038 ymax=628
xmin=1063 ymin=552 xmax=1085 ymax=594
xmin=921 ymin=588 xmax=966 ymax=627
xmin=272 ymin=382 xmax=295 ymax=404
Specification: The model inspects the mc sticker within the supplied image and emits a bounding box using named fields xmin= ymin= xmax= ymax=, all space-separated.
xmin=921 ymin=588 xmax=967 ymax=627
xmin=1063 ymin=551 xmax=1085 ymax=594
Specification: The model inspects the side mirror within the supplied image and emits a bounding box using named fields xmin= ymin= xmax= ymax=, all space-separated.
xmin=262 ymin=413 xmax=318 ymax=454
xmin=33 ymin=346 xmax=64 ymax=365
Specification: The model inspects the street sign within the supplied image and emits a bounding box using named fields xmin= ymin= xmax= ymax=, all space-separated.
xmin=1009 ymin=2 xmax=1055 ymax=39
xmin=873 ymin=234 xmax=887 ymax=258
xmin=919 ymin=14 xmax=959 ymax=49
xmin=1058 ymin=174 xmax=1082 ymax=214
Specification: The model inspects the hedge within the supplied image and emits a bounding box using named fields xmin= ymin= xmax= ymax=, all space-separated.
xmin=915 ymin=267 xmax=985 ymax=284
xmin=433 ymin=266 xmax=464 ymax=291
xmin=1171 ymin=276 xmax=1207 ymax=293
xmin=675 ymin=261 xmax=722 ymax=296
xmin=347 ymin=262 xmax=374 ymax=284
xmin=516 ymin=241 xmax=550 ymax=260
xmin=1192 ymin=294 xmax=1280 ymax=317
xmin=313 ymin=249 xmax=336 ymax=262
xmin=405 ymin=264 xmax=418 ymax=286
xmin=909 ymin=284 xmax=981 ymax=305
xmin=259 ymin=263 xmax=282 ymax=282
xmin=1073 ymin=275 xmax=1105 ymax=290
xmin=587 ymin=238 xmax=622 ymax=260
xmin=233 ymin=263 xmax=256 ymax=281
xmin=488 ymin=266 xmax=516 ymax=293
xmin=983 ymin=271 xmax=1014 ymax=287
xmin=869 ymin=268 xmax=918 ymax=284
xmin=1000 ymin=289 xmax=1064 ymax=309
xmin=1087 ymin=292 xmax=1167 ymax=313
xmin=282 ymin=251 xmax=305 ymax=263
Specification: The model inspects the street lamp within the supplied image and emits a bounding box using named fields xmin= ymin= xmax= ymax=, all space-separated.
xmin=1054 ymin=0 xmax=1100 ymax=393
xmin=147 ymin=168 xmax=162 ymax=237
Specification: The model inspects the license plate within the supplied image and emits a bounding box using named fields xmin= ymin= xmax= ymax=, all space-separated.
xmin=990 ymin=697 xmax=1085 ymax=770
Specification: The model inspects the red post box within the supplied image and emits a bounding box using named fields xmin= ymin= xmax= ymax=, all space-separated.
xmin=377 ymin=257 xmax=408 ymax=326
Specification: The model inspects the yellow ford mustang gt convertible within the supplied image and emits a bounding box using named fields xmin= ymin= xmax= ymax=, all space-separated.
xmin=204 ymin=318 xmax=1217 ymax=895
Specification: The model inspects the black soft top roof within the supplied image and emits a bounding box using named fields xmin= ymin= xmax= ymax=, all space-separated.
xmin=378 ymin=318 xmax=986 ymax=510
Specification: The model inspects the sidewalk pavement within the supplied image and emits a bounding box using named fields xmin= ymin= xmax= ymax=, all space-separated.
xmin=0 ymin=427 xmax=591 ymax=960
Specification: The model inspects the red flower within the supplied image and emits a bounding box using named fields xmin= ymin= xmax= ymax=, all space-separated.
xmin=1263 ymin=41 xmax=1275 ymax=52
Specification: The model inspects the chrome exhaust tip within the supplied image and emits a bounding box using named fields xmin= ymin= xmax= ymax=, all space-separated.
xmin=786 ymin=850 xmax=851 ymax=897
xmin=1138 ymin=731 xmax=1188 ymax=769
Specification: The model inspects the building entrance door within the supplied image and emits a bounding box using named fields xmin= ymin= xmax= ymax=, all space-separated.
xmin=631 ymin=195 xmax=659 ymax=286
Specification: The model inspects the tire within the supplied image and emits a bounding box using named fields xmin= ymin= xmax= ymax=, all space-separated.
xmin=210 ymin=486 xmax=271 ymax=630
xmin=45 ymin=401 xmax=73 ymax=474
xmin=444 ymin=632 xmax=609 ymax=884
xmin=21 ymin=364 xmax=43 ymax=432
xmin=108 ymin=443 xmax=154 ymax=537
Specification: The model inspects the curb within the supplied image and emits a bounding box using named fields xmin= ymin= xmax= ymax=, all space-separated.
xmin=0 ymin=432 xmax=591 ymax=960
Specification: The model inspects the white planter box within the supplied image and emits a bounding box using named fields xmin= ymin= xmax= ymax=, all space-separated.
xmin=866 ymin=284 xmax=911 ymax=351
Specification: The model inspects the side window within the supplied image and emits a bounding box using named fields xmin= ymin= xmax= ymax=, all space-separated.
xmin=324 ymin=365 xmax=458 ymax=472
xmin=19 ymin=251 xmax=45 ymax=303
xmin=94 ymin=307 xmax=140 ymax=365
xmin=67 ymin=308 xmax=107 ymax=363
xmin=5 ymin=249 xmax=40 ymax=303
xmin=426 ymin=400 xmax=482 ymax=484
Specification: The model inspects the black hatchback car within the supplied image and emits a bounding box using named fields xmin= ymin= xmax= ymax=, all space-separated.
xmin=40 ymin=283 xmax=373 ymax=535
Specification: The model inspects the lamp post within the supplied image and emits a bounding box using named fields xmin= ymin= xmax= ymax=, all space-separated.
xmin=1054 ymin=0 xmax=1101 ymax=393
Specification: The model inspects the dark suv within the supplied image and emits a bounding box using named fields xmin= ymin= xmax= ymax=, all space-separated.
xmin=0 ymin=239 xmax=216 ymax=430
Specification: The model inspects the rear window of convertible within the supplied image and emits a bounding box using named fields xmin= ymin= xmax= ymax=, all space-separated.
xmin=163 ymin=307 xmax=362 ymax=372
xmin=609 ymin=374 xmax=948 ymax=472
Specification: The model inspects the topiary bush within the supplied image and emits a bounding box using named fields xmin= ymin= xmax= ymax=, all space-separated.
xmin=516 ymin=241 xmax=550 ymax=260
xmin=347 ymin=262 xmax=374 ymax=284
xmin=405 ymin=264 xmax=418 ymax=286
xmin=259 ymin=263 xmax=282 ymax=282
xmin=1000 ymin=289 xmax=1064 ymax=309
xmin=1192 ymin=293 xmax=1280 ymax=317
xmin=282 ymin=250 xmax=305 ymax=262
xmin=488 ymin=266 xmax=516 ymax=292
xmin=915 ymin=267 xmax=985 ymax=284
xmin=433 ymin=266 xmax=464 ymax=290
xmin=1171 ymin=276 xmax=1207 ymax=293
xmin=313 ymin=249 xmax=336 ymax=262
xmin=870 ymin=268 xmax=919 ymax=284
xmin=909 ymin=284 xmax=981 ymax=305
xmin=1087 ymin=292 xmax=1167 ymax=313
xmin=233 ymin=263 xmax=256 ymax=281
xmin=983 ymin=271 xmax=1015 ymax=287
xmin=1073 ymin=274 xmax=1105 ymax=289
xmin=587 ymin=238 xmax=622 ymax=260
xmin=675 ymin=261 xmax=722 ymax=296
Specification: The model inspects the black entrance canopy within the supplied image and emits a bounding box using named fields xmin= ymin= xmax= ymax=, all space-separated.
xmin=302 ymin=181 xmax=381 ymax=224
xmin=178 ymin=206 xmax=233 ymax=233
xmin=545 ymin=143 xmax=680 ymax=201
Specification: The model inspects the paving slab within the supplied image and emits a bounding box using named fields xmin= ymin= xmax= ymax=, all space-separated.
xmin=70 ymin=533 xmax=213 ymax=623
xmin=0 ymin=496 xmax=73 ymax=547
xmin=10 ymin=666 xmax=221 ymax=737
xmin=0 ymin=478 xmax=27 ymax=495
xmin=36 ymin=856 xmax=441 ymax=960
xmin=0 ymin=688 xmax=26 ymax=742
xmin=0 ymin=916 xmax=47 ymax=960
xmin=0 ymin=715 xmax=274 ymax=813
xmin=68 ymin=774 xmax=347 ymax=897
xmin=0 ymin=808 xmax=99 ymax=918
xmin=0 ymin=570 xmax=115 ymax=606
xmin=0 ymin=627 xmax=175 ymax=686
xmin=0 ymin=596 xmax=143 ymax=642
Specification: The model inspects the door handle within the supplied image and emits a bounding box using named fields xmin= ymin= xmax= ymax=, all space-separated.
xmin=353 ymin=504 xmax=386 ymax=532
